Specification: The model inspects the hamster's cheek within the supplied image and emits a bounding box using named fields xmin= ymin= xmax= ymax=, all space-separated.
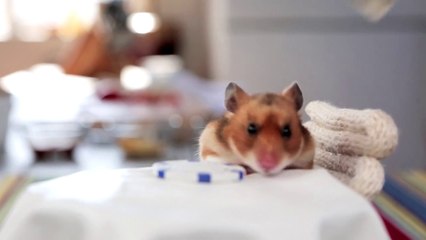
xmin=241 ymin=152 xmax=265 ymax=174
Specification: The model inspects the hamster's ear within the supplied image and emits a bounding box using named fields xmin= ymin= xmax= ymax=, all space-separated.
xmin=225 ymin=82 xmax=249 ymax=113
xmin=282 ymin=82 xmax=303 ymax=111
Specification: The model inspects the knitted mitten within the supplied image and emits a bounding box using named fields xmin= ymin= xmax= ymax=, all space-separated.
xmin=305 ymin=101 xmax=398 ymax=159
xmin=314 ymin=148 xmax=385 ymax=199
xmin=304 ymin=101 xmax=398 ymax=199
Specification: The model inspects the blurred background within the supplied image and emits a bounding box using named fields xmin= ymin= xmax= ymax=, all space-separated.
xmin=0 ymin=0 xmax=424 ymax=179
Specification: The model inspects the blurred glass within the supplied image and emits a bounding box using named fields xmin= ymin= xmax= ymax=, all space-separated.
xmin=0 ymin=88 xmax=10 ymax=158
xmin=114 ymin=122 xmax=164 ymax=159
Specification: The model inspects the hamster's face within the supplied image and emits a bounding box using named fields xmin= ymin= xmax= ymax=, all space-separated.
xmin=225 ymin=94 xmax=305 ymax=175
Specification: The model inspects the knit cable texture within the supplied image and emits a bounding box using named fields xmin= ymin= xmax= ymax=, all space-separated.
xmin=304 ymin=101 xmax=398 ymax=199
xmin=313 ymin=148 xmax=385 ymax=199
xmin=305 ymin=101 xmax=398 ymax=159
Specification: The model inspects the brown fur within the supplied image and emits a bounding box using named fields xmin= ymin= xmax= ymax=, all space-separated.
xmin=221 ymin=95 xmax=303 ymax=158
xmin=199 ymin=82 xmax=315 ymax=174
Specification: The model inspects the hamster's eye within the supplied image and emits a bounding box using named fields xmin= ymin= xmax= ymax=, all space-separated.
xmin=247 ymin=123 xmax=258 ymax=135
xmin=281 ymin=125 xmax=292 ymax=138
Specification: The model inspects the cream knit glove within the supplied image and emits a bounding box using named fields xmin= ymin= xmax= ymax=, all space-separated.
xmin=304 ymin=101 xmax=398 ymax=199
xmin=305 ymin=101 xmax=398 ymax=159
xmin=314 ymin=148 xmax=385 ymax=199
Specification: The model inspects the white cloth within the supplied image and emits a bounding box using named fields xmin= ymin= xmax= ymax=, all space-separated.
xmin=0 ymin=168 xmax=389 ymax=240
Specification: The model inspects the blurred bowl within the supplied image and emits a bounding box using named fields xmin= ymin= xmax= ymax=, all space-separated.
xmin=25 ymin=122 xmax=84 ymax=161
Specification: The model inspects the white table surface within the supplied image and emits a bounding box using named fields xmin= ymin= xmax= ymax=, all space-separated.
xmin=0 ymin=168 xmax=389 ymax=240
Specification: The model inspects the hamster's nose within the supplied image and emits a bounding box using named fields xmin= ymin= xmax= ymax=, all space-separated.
xmin=258 ymin=152 xmax=279 ymax=171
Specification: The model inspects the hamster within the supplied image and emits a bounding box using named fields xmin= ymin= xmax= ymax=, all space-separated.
xmin=199 ymin=82 xmax=315 ymax=175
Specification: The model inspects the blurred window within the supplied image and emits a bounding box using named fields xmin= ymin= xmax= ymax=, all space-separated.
xmin=0 ymin=0 xmax=100 ymax=42
xmin=0 ymin=0 xmax=11 ymax=40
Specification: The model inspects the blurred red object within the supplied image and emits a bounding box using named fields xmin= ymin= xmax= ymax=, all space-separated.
xmin=97 ymin=88 xmax=180 ymax=107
